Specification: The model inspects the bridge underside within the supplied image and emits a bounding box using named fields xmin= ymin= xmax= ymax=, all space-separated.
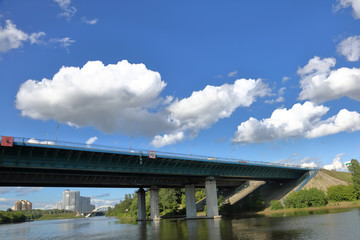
xmin=0 ymin=166 xmax=258 ymax=188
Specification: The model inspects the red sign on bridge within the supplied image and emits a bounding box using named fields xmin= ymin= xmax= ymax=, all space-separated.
xmin=1 ymin=136 xmax=13 ymax=147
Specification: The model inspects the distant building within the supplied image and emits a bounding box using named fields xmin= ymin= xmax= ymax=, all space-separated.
xmin=56 ymin=189 xmax=95 ymax=213
xmin=14 ymin=200 xmax=32 ymax=211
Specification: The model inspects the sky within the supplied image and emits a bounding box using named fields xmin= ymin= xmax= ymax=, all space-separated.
xmin=1 ymin=0 xmax=360 ymax=210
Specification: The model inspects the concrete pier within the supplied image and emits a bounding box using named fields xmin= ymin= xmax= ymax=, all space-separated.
xmin=137 ymin=188 xmax=146 ymax=221
xmin=150 ymin=186 xmax=160 ymax=220
xmin=205 ymin=177 xmax=220 ymax=218
xmin=185 ymin=184 xmax=197 ymax=218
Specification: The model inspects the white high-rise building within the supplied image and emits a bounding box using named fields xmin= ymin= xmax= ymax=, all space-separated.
xmin=56 ymin=189 xmax=95 ymax=213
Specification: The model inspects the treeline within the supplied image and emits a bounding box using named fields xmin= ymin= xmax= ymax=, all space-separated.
xmin=270 ymin=159 xmax=360 ymax=210
xmin=0 ymin=209 xmax=75 ymax=224
xmin=106 ymin=188 xmax=207 ymax=218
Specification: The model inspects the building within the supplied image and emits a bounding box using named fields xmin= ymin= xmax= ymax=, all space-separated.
xmin=56 ymin=189 xmax=95 ymax=213
xmin=14 ymin=200 xmax=32 ymax=211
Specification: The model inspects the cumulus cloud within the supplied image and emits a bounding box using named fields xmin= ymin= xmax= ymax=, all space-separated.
xmin=0 ymin=20 xmax=28 ymax=52
xmin=54 ymin=0 xmax=77 ymax=21
xmin=16 ymin=60 xmax=169 ymax=136
xmin=82 ymin=17 xmax=98 ymax=25
xmin=298 ymin=56 xmax=360 ymax=103
xmin=86 ymin=136 xmax=98 ymax=145
xmin=324 ymin=153 xmax=348 ymax=171
xmin=151 ymin=132 xmax=185 ymax=148
xmin=233 ymin=101 xmax=360 ymax=143
xmin=335 ymin=0 xmax=360 ymax=19
xmin=16 ymin=60 xmax=270 ymax=147
xmin=151 ymin=78 xmax=270 ymax=147
xmin=337 ymin=35 xmax=360 ymax=61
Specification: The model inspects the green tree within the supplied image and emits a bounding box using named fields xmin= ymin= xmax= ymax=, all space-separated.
xmin=327 ymin=185 xmax=357 ymax=202
xmin=284 ymin=188 xmax=327 ymax=208
xmin=270 ymin=200 xmax=283 ymax=210
xmin=348 ymin=159 xmax=360 ymax=197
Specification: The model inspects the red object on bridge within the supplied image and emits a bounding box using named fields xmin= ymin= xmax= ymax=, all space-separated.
xmin=1 ymin=136 xmax=14 ymax=147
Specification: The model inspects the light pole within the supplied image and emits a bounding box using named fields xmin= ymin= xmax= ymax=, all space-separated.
xmin=55 ymin=124 xmax=59 ymax=144
xmin=190 ymin=142 xmax=195 ymax=156
xmin=130 ymin=135 xmax=134 ymax=152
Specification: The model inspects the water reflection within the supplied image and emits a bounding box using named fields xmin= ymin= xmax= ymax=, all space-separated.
xmin=186 ymin=220 xmax=198 ymax=240
xmin=1 ymin=209 xmax=360 ymax=240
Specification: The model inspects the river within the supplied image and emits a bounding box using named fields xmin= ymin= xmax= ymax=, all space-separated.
xmin=1 ymin=208 xmax=360 ymax=240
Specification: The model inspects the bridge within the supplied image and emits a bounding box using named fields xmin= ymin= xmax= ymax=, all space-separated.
xmin=85 ymin=205 xmax=113 ymax=218
xmin=0 ymin=136 xmax=314 ymax=220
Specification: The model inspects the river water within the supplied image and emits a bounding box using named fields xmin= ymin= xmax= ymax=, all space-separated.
xmin=1 ymin=208 xmax=360 ymax=240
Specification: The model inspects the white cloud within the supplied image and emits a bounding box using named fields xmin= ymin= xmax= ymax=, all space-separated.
xmin=16 ymin=60 xmax=270 ymax=147
xmin=298 ymin=56 xmax=360 ymax=103
xmin=228 ymin=70 xmax=237 ymax=77
xmin=233 ymin=101 xmax=360 ymax=143
xmin=82 ymin=17 xmax=98 ymax=25
xmin=0 ymin=20 xmax=28 ymax=52
xmin=14 ymin=187 xmax=44 ymax=196
xmin=54 ymin=0 xmax=77 ymax=21
xmin=92 ymin=193 xmax=110 ymax=198
xmin=0 ymin=187 xmax=15 ymax=194
xmin=306 ymin=108 xmax=360 ymax=138
xmin=29 ymin=32 xmax=46 ymax=45
xmin=335 ymin=0 xmax=360 ymax=19
xmin=337 ymin=35 xmax=360 ymax=61
xmin=167 ymin=79 xmax=269 ymax=133
xmin=301 ymin=162 xmax=318 ymax=168
xmin=0 ymin=198 xmax=17 ymax=210
xmin=282 ymin=76 xmax=290 ymax=82
xmin=86 ymin=136 xmax=98 ymax=145
xmin=50 ymin=37 xmax=75 ymax=52
xmin=0 ymin=20 xmax=46 ymax=53
xmin=152 ymin=78 xmax=270 ymax=147
xmin=27 ymin=138 xmax=55 ymax=145
xmin=324 ymin=153 xmax=348 ymax=171
xmin=151 ymin=132 xmax=185 ymax=148
xmin=16 ymin=60 xmax=168 ymax=135
xmin=91 ymin=198 xmax=119 ymax=207
xmin=265 ymin=87 xmax=285 ymax=104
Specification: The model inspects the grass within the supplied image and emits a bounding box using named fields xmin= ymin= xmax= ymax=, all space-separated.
xmin=258 ymin=200 xmax=360 ymax=215
xmin=36 ymin=213 xmax=83 ymax=221
xmin=321 ymin=169 xmax=353 ymax=183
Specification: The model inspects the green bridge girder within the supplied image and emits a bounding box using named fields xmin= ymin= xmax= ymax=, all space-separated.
xmin=0 ymin=142 xmax=311 ymax=188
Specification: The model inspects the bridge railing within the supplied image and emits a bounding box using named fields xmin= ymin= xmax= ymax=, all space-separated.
xmin=3 ymin=135 xmax=315 ymax=169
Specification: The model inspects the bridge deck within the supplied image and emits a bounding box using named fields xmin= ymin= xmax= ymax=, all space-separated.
xmin=0 ymin=138 xmax=312 ymax=188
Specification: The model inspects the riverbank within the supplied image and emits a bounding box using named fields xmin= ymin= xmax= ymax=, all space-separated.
xmin=36 ymin=213 xmax=83 ymax=221
xmin=257 ymin=201 xmax=360 ymax=215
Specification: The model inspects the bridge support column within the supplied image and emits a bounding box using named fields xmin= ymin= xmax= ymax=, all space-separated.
xmin=185 ymin=184 xmax=197 ymax=219
xmin=205 ymin=177 xmax=220 ymax=218
xmin=150 ymin=186 xmax=160 ymax=221
xmin=137 ymin=188 xmax=146 ymax=221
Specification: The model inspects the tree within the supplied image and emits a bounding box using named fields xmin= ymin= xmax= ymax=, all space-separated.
xmin=284 ymin=188 xmax=327 ymax=208
xmin=270 ymin=200 xmax=283 ymax=210
xmin=327 ymin=185 xmax=357 ymax=202
xmin=348 ymin=159 xmax=360 ymax=196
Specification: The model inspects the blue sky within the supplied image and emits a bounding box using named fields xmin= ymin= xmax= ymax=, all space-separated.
xmin=1 ymin=0 xmax=360 ymax=210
